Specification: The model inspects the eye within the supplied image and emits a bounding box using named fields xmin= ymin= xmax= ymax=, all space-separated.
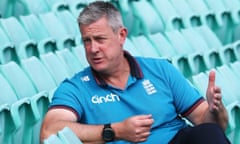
xmin=82 ymin=38 xmax=91 ymax=44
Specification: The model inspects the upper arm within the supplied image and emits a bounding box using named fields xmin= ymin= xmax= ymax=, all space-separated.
xmin=186 ymin=100 xmax=208 ymax=125
xmin=40 ymin=108 xmax=78 ymax=140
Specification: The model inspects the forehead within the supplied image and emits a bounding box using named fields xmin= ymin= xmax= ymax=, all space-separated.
xmin=80 ymin=17 xmax=113 ymax=36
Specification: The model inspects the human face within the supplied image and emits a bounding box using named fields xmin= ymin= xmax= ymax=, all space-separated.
xmin=80 ymin=17 xmax=127 ymax=74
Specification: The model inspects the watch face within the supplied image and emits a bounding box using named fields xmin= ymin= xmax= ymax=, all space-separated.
xmin=103 ymin=127 xmax=115 ymax=142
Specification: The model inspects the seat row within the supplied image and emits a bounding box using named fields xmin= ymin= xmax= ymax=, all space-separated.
xmin=1 ymin=9 xmax=239 ymax=79
xmin=191 ymin=61 xmax=240 ymax=144
xmin=0 ymin=47 xmax=87 ymax=144
xmin=125 ymin=25 xmax=240 ymax=79
xmin=0 ymin=0 xmax=240 ymax=45
xmin=0 ymin=10 xmax=83 ymax=64
xmin=115 ymin=0 xmax=240 ymax=45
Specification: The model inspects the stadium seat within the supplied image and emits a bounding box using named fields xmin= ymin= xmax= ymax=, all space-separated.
xmin=123 ymin=37 xmax=142 ymax=57
xmin=21 ymin=0 xmax=50 ymax=15
xmin=180 ymin=27 xmax=219 ymax=72
xmin=219 ymin=0 xmax=240 ymax=24
xmin=19 ymin=14 xmax=57 ymax=54
xmin=147 ymin=32 xmax=176 ymax=58
xmin=0 ymin=104 xmax=15 ymax=144
xmin=194 ymin=25 xmax=237 ymax=65
xmin=0 ymin=73 xmax=18 ymax=105
xmin=203 ymin=0 xmax=234 ymax=45
xmin=216 ymin=65 xmax=239 ymax=105
xmin=57 ymin=127 xmax=83 ymax=144
xmin=130 ymin=0 xmax=164 ymax=35
xmin=20 ymin=56 xmax=57 ymax=92
xmin=55 ymin=10 xmax=82 ymax=46
xmin=0 ymin=17 xmax=39 ymax=59
xmin=64 ymin=0 xmax=87 ymax=18
xmin=55 ymin=48 xmax=84 ymax=76
xmin=169 ymin=0 xmax=201 ymax=28
xmin=150 ymin=0 xmax=183 ymax=31
xmin=0 ymin=0 xmax=28 ymax=18
xmin=38 ymin=12 xmax=76 ymax=50
xmin=0 ymin=26 xmax=18 ymax=64
xmin=40 ymin=52 xmax=70 ymax=85
xmin=164 ymin=30 xmax=201 ymax=78
xmin=0 ymin=61 xmax=37 ymax=99
xmin=45 ymin=0 xmax=69 ymax=12
xmin=43 ymin=134 xmax=64 ymax=144
xmin=72 ymin=45 xmax=89 ymax=68
xmin=130 ymin=35 xmax=161 ymax=58
xmin=185 ymin=0 xmax=215 ymax=26
xmin=30 ymin=91 xmax=50 ymax=144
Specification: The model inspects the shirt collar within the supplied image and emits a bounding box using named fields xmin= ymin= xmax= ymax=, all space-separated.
xmin=92 ymin=51 xmax=143 ymax=87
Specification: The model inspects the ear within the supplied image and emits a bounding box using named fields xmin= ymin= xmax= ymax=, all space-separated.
xmin=118 ymin=27 xmax=128 ymax=44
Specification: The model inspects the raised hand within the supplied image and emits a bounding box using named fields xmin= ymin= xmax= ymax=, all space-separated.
xmin=206 ymin=70 xmax=223 ymax=113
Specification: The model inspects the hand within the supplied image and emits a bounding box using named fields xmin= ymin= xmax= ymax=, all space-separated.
xmin=116 ymin=115 xmax=154 ymax=142
xmin=206 ymin=71 xmax=223 ymax=113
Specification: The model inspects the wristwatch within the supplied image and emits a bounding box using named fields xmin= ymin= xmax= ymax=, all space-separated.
xmin=102 ymin=124 xmax=115 ymax=142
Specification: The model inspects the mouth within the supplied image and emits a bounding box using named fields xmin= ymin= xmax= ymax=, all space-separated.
xmin=92 ymin=57 xmax=103 ymax=64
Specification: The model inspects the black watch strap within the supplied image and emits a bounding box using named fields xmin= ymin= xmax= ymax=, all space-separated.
xmin=102 ymin=123 xmax=115 ymax=142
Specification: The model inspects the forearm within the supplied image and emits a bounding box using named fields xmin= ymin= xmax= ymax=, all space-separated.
xmin=203 ymin=102 xmax=228 ymax=130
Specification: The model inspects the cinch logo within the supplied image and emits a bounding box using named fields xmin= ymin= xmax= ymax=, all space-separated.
xmin=91 ymin=93 xmax=120 ymax=104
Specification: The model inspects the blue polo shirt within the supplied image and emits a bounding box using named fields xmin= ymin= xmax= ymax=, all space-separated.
xmin=50 ymin=52 xmax=203 ymax=143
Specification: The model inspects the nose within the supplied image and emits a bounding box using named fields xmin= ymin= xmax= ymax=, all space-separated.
xmin=89 ymin=40 xmax=99 ymax=53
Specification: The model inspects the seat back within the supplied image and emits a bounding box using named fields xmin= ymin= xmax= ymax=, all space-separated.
xmin=0 ymin=61 xmax=37 ymax=99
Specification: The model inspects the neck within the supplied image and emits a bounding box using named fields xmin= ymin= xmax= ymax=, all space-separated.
xmin=100 ymin=58 xmax=130 ymax=89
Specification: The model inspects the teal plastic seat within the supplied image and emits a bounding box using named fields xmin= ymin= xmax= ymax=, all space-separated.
xmin=203 ymin=0 xmax=234 ymax=45
xmin=0 ymin=26 xmax=18 ymax=64
xmin=45 ymin=0 xmax=69 ymax=12
xmin=57 ymin=127 xmax=83 ymax=144
xmin=185 ymin=0 xmax=215 ymax=26
xmin=0 ymin=73 xmax=18 ymax=105
xmin=130 ymin=35 xmax=161 ymax=58
xmin=22 ymin=0 xmax=50 ymax=15
xmin=191 ymin=72 xmax=208 ymax=97
xmin=30 ymin=91 xmax=50 ymax=144
xmin=0 ymin=104 xmax=14 ymax=144
xmin=19 ymin=14 xmax=57 ymax=54
xmin=123 ymin=37 xmax=142 ymax=57
xmin=0 ymin=61 xmax=37 ymax=99
xmin=38 ymin=12 xmax=76 ymax=50
xmin=150 ymin=0 xmax=183 ymax=31
xmin=130 ymin=0 xmax=164 ymax=36
xmin=147 ymin=32 xmax=176 ymax=58
xmin=55 ymin=10 xmax=82 ymax=46
xmin=169 ymin=0 xmax=201 ymax=28
xmin=0 ymin=17 xmax=39 ymax=59
xmin=72 ymin=45 xmax=89 ymax=68
xmin=43 ymin=134 xmax=64 ymax=144
xmin=194 ymin=25 xmax=237 ymax=65
xmin=56 ymin=49 xmax=84 ymax=76
xmin=20 ymin=56 xmax=57 ymax=92
xmin=180 ymin=27 xmax=220 ymax=72
xmin=0 ymin=0 xmax=28 ymax=18
xmin=64 ymin=0 xmax=87 ymax=18
xmin=40 ymin=52 xmax=70 ymax=85
xmin=164 ymin=30 xmax=201 ymax=78
xmin=229 ymin=61 xmax=240 ymax=84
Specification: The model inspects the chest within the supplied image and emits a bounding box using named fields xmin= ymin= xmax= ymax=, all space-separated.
xmin=81 ymin=78 xmax=177 ymax=124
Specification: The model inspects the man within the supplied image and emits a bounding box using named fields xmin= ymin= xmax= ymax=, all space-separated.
xmin=40 ymin=1 xmax=230 ymax=143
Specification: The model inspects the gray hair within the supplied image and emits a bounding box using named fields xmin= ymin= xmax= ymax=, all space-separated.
xmin=78 ymin=1 xmax=124 ymax=33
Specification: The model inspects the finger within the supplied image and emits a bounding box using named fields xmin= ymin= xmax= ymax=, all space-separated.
xmin=207 ymin=70 xmax=216 ymax=89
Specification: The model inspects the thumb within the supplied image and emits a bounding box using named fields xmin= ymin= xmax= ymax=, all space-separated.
xmin=207 ymin=70 xmax=216 ymax=89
